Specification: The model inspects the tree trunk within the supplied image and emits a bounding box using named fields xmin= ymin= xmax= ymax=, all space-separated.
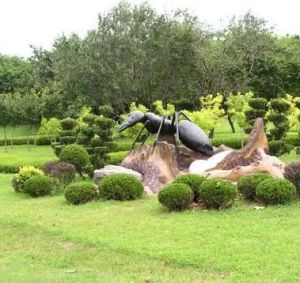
xmin=27 ymin=135 xmax=31 ymax=151
xmin=32 ymin=125 xmax=36 ymax=146
xmin=4 ymin=127 xmax=7 ymax=153
xmin=10 ymin=126 xmax=15 ymax=149
xmin=227 ymin=115 xmax=236 ymax=133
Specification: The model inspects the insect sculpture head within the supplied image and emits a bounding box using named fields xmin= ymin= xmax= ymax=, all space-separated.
xmin=119 ymin=111 xmax=146 ymax=132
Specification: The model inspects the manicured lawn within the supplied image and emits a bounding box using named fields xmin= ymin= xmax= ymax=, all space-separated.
xmin=0 ymin=145 xmax=57 ymax=168
xmin=0 ymin=174 xmax=300 ymax=282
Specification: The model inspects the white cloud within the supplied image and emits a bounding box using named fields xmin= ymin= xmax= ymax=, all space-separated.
xmin=0 ymin=0 xmax=299 ymax=57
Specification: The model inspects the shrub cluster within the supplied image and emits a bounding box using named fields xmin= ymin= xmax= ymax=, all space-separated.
xmin=173 ymin=174 xmax=206 ymax=201
xmin=12 ymin=165 xmax=44 ymax=192
xmin=158 ymin=183 xmax=193 ymax=211
xmin=256 ymin=179 xmax=296 ymax=205
xmin=237 ymin=173 xmax=274 ymax=200
xmin=99 ymin=173 xmax=144 ymax=200
xmin=65 ymin=182 xmax=97 ymax=205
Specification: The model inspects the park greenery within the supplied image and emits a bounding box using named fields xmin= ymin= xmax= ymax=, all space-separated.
xmin=0 ymin=1 xmax=300 ymax=282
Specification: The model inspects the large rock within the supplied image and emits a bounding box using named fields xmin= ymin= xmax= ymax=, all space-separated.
xmin=93 ymin=165 xmax=143 ymax=184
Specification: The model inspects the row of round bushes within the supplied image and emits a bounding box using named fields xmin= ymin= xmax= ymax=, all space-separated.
xmin=237 ymin=173 xmax=298 ymax=204
xmin=158 ymin=172 xmax=298 ymax=211
xmin=12 ymin=160 xmax=77 ymax=197
xmin=65 ymin=173 xmax=144 ymax=204
xmin=158 ymin=174 xmax=237 ymax=211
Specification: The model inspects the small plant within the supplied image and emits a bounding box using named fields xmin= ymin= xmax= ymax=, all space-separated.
xmin=284 ymin=162 xmax=300 ymax=196
xmin=65 ymin=182 xmax=97 ymax=205
xmin=200 ymin=179 xmax=237 ymax=209
xmin=12 ymin=165 xmax=44 ymax=192
xmin=23 ymin=175 xmax=53 ymax=197
xmin=99 ymin=173 xmax=144 ymax=201
xmin=256 ymin=178 xmax=296 ymax=205
xmin=158 ymin=183 xmax=193 ymax=211
xmin=59 ymin=144 xmax=90 ymax=174
xmin=173 ymin=174 xmax=206 ymax=201
xmin=237 ymin=173 xmax=273 ymax=200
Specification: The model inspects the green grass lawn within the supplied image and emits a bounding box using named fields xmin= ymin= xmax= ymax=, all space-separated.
xmin=0 ymin=174 xmax=300 ymax=282
xmin=0 ymin=145 xmax=57 ymax=168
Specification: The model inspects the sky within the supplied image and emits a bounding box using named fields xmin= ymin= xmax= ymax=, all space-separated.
xmin=0 ymin=0 xmax=299 ymax=58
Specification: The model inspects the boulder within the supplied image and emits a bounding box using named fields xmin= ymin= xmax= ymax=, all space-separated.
xmin=93 ymin=165 xmax=142 ymax=184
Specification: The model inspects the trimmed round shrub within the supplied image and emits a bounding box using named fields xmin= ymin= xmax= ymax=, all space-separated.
xmin=270 ymin=99 xmax=290 ymax=113
xmin=158 ymin=183 xmax=193 ymax=211
xmin=23 ymin=175 xmax=53 ymax=197
xmin=12 ymin=166 xmax=44 ymax=192
xmin=59 ymin=144 xmax=90 ymax=173
xmin=61 ymin=118 xmax=77 ymax=130
xmin=173 ymin=174 xmax=206 ymax=201
xmin=99 ymin=173 xmax=143 ymax=201
xmin=256 ymin=178 xmax=296 ymax=205
xmin=65 ymin=182 xmax=97 ymax=205
xmin=200 ymin=179 xmax=237 ymax=209
xmin=284 ymin=162 xmax=300 ymax=196
xmin=237 ymin=173 xmax=273 ymax=200
xmin=248 ymin=98 xmax=268 ymax=110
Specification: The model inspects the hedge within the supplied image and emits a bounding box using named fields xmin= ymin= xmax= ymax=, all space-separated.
xmin=0 ymin=135 xmax=52 ymax=146
xmin=0 ymin=163 xmax=45 ymax=174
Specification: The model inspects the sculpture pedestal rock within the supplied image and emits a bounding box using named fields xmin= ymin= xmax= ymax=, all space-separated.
xmin=121 ymin=141 xmax=208 ymax=193
xmin=93 ymin=165 xmax=143 ymax=184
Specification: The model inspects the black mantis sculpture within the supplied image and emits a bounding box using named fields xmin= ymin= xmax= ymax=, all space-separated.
xmin=119 ymin=111 xmax=214 ymax=156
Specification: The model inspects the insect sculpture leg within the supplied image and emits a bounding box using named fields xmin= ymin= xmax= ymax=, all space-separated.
xmin=177 ymin=111 xmax=191 ymax=121
xmin=131 ymin=121 xmax=150 ymax=150
xmin=141 ymin=132 xmax=150 ymax=146
xmin=153 ymin=115 xmax=166 ymax=148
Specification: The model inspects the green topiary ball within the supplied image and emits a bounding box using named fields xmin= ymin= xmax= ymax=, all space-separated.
xmin=59 ymin=144 xmax=90 ymax=174
xmin=256 ymin=178 xmax=296 ymax=205
xmin=65 ymin=182 xmax=97 ymax=205
xmin=173 ymin=174 xmax=206 ymax=201
xmin=237 ymin=173 xmax=273 ymax=201
xmin=200 ymin=179 xmax=237 ymax=209
xmin=23 ymin=175 xmax=53 ymax=197
xmin=158 ymin=183 xmax=193 ymax=211
xmin=99 ymin=173 xmax=144 ymax=201
xmin=61 ymin=118 xmax=77 ymax=130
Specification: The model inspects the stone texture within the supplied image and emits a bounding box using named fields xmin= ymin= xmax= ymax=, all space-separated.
xmin=93 ymin=165 xmax=142 ymax=184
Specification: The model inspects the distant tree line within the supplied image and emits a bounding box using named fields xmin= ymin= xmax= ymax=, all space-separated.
xmin=0 ymin=2 xmax=299 ymax=117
